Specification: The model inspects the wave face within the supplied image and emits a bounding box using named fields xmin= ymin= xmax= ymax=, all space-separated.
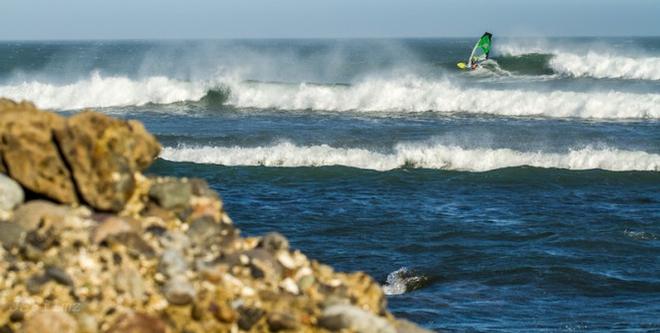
xmin=160 ymin=142 xmax=660 ymax=172
xmin=0 ymin=72 xmax=210 ymax=110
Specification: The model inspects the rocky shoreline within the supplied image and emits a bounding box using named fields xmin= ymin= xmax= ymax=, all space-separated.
xmin=0 ymin=98 xmax=431 ymax=333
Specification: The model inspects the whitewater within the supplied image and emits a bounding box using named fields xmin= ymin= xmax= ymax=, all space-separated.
xmin=160 ymin=142 xmax=660 ymax=172
xmin=1 ymin=73 xmax=659 ymax=119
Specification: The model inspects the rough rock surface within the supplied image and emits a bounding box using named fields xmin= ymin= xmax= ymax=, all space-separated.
xmin=0 ymin=99 xmax=431 ymax=333
xmin=55 ymin=111 xmax=160 ymax=211
xmin=0 ymin=99 xmax=76 ymax=204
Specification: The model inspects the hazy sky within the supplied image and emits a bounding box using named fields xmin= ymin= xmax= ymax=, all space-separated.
xmin=1 ymin=0 xmax=659 ymax=40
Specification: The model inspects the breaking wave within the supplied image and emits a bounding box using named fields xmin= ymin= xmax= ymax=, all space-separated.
xmin=497 ymin=43 xmax=660 ymax=81
xmin=0 ymin=71 xmax=211 ymax=110
xmin=160 ymin=142 xmax=660 ymax=172
xmin=1 ymin=72 xmax=658 ymax=119
xmin=226 ymin=78 xmax=660 ymax=119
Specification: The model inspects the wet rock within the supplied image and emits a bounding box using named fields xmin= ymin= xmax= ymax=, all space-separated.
xmin=0 ymin=100 xmax=77 ymax=204
xmin=149 ymin=180 xmax=192 ymax=210
xmin=163 ymin=275 xmax=196 ymax=305
xmin=319 ymin=304 xmax=396 ymax=333
xmin=267 ymin=312 xmax=300 ymax=331
xmin=0 ymin=173 xmax=23 ymax=211
xmin=107 ymin=312 xmax=167 ymax=333
xmin=237 ymin=306 xmax=265 ymax=331
xmin=0 ymin=221 xmax=25 ymax=249
xmin=22 ymin=310 xmax=78 ymax=333
xmin=54 ymin=111 xmax=160 ymax=211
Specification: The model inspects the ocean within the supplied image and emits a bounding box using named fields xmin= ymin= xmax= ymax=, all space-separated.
xmin=1 ymin=37 xmax=659 ymax=332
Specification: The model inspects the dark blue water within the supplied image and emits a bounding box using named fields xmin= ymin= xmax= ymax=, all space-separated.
xmin=3 ymin=38 xmax=660 ymax=331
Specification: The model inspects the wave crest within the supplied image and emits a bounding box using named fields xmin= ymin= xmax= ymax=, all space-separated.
xmin=159 ymin=142 xmax=660 ymax=172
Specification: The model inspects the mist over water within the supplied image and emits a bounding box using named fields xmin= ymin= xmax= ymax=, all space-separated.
xmin=2 ymin=38 xmax=660 ymax=331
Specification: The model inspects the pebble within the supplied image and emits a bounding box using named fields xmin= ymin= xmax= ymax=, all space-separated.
xmin=163 ymin=275 xmax=196 ymax=305
xmin=267 ymin=312 xmax=300 ymax=331
xmin=0 ymin=221 xmax=25 ymax=249
xmin=22 ymin=310 xmax=78 ymax=333
xmin=259 ymin=232 xmax=289 ymax=252
xmin=0 ymin=174 xmax=23 ymax=211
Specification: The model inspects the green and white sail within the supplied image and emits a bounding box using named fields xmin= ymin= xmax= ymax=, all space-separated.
xmin=467 ymin=32 xmax=493 ymax=68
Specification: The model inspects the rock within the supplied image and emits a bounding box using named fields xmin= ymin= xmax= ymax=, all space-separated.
xmin=237 ymin=306 xmax=265 ymax=331
xmin=209 ymin=301 xmax=236 ymax=323
xmin=163 ymin=275 xmax=196 ymax=305
xmin=267 ymin=312 xmax=300 ymax=331
xmin=115 ymin=265 xmax=146 ymax=301
xmin=258 ymin=232 xmax=289 ymax=252
xmin=107 ymin=312 xmax=167 ymax=333
xmin=159 ymin=249 xmax=188 ymax=277
xmin=148 ymin=180 xmax=192 ymax=210
xmin=108 ymin=232 xmax=155 ymax=258
xmin=54 ymin=111 xmax=160 ymax=211
xmin=0 ymin=221 xmax=25 ymax=249
xmin=319 ymin=304 xmax=396 ymax=333
xmin=22 ymin=310 xmax=78 ymax=333
xmin=247 ymin=249 xmax=282 ymax=281
xmin=394 ymin=319 xmax=436 ymax=333
xmin=26 ymin=273 xmax=50 ymax=294
xmin=186 ymin=216 xmax=221 ymax=244
xmin=45 ymin=265 xmax=74 ymax=287
xmin=0 ymin=100 xmax=77 ymax=204
xmin=12 ymin=200 xmax=70 ymax=231
xmin=91 ymin=216 xmax=139 ymax=244
xmin=0 ymin=173 xmax=23 ymax=211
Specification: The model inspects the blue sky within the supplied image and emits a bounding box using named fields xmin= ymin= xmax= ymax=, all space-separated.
xmin=1 ymin=0 xmax=659 ymax=39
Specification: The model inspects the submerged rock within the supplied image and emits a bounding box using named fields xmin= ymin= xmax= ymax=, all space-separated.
xmin=0 ymin=173 xmax=23 ymax=211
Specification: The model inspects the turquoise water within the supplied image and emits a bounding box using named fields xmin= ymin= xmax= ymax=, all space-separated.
xmin=2 ymin=38 xmax=659 ymax=331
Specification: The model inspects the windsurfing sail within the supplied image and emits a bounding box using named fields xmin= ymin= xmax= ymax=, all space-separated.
xmin=467 ymin=32 xmax=493 ymax=68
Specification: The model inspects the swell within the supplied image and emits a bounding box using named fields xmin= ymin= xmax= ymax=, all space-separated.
xmin=159 ymin=142 xmax=660 ymax=172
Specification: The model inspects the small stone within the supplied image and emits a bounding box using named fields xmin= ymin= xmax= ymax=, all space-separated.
xmin=45 ymin=265 xmax=74 ymax=286
xmin=108 ymin=232 xmax=155 ymax=258
xmin=149 ymin=180 xmax=192 ymax=209
xmin=259 ymin=232 xmax=289 ymax=252
xmin=115 ymin=266 xmax=146 ymax=301
xmin=107 ymin=312 xmax=167 ymax=333
xmin=209 ymin=301 xmax=236 ymax=323
xmin=267 ymin=312 xmax=300 ymax=331
xmin=22 ymin=310 xmax=78 ymax=333
xmin=319 ymin=304 xmax=396 ymax=333
xmin=12 ymin=200 xmax=69 ymax=230
xmin=9 ymin=311 xmax=24 ymax=322
xmin=280 ymin=277 xmax=300 ymax=295
xmin=159 ymin=249 xmax=188 ymax=277
xmin=26 ymin=273 xmax=50 ymax=294
xmin=0 ymin=221 xmax=25 ymax=249
xmin=237 ymin=306 xmax=265 ymax=331
xmin=297 ymin=274 xmax=316 ymax=291
xmin=163 ymin=275 xmax=196 ymax=306
xmin=247 ymin=249 xmax=282 ymax=280
xmin=0 ymin=174 xmax=24 ymax=211
xmin=91 ymin=216 xmax=138 ymax=244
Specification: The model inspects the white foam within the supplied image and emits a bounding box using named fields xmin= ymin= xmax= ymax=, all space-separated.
xmin=498 ymin=42 xmax=660 ymax=81
xmin=0 ymin=71 xmax=210 ymax=110
xmin=160 ymin=142 xmax=660 ymax=172
xmin=225 ymin=77 xmax=660 ymax=119
xmin=549 ymin=52 xmax=660 ymax=81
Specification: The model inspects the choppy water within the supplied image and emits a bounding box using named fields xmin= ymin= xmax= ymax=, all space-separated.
xmin=2 ymin=38 xmax=659 ymax=332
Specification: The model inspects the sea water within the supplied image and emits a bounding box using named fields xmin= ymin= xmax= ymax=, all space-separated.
xmin=1 ymin=38 xmax=659 ymax=332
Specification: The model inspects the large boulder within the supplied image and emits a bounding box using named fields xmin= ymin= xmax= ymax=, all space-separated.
xmin=0 ymin=99 xmax=77 ymax=204
xmin=54 ymin=111 xmax=160 ymax=211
